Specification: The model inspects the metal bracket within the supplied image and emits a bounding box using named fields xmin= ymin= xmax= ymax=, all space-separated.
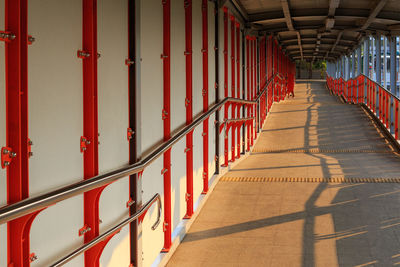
xmin=127 ymin=128 xmax=134 ymax=141
xmin=79 ymin=224 xmax=91 ymax=236
xmin=162 ymin=109 xmax=168 ymax=120
xmin=163 ymin=221 xmax=168 ymax=232
xmin=161 ymin=168 xmax=168 ymax=175
xmin=125 ymin=59 xmax=135 ymax=66
xmin=27 ymin=35 xmax=35 ymax=45
xmin=0 ymin=31 xmax=16 ymax=42
xmin=185 ymin=98 xmax=191 ymax=107
xmin=77 ymin=50 xmax=90 ymax=59
xmin=1 ymin=147 xmax=16 ymax=169
xmin=80 ymin=136 xmax=90 ymax=153
xmin=28 ymin=139 xmax=33 ymax=158
xmin=29 ymin=253 xmax=37 ymax=263
xmin=126 ymin=197 xmax=135 ymax=208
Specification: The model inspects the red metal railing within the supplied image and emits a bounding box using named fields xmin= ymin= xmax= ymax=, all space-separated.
xmin=326 ymin=73 xmax=399 ymax=139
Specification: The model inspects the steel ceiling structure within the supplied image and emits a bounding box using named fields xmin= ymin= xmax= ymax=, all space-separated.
xmin=225 ymin=0 xmax=400 ymax=61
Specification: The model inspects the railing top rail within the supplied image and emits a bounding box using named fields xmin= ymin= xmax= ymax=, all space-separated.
xmin=0 ymin=72 xmax=283 ymax=225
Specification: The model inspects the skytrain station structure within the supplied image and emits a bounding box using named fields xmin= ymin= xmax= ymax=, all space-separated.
xmin=1 ymin=0 xmax=400 ymax=266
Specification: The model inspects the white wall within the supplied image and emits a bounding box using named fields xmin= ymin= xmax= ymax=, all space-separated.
xmin=97 ymin=0 xmax=130 ymax=265
xmin=0 ymin=0 xmax=6 ymax=266
xmin=28 ymin=0 xmax=84 ymax=265
xmin=208 ymin=2 xmax=216 ymax=176
xmin=140 ymin=0 xmax=164 ymax=266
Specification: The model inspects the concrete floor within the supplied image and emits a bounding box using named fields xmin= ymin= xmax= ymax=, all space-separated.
xmin=166 ymin=81 xmax=400 ymax=267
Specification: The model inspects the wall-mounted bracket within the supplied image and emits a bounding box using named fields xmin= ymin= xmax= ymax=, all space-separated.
xmin=162 ymin=109 xmax=169 ymax=120
xmin=0 ymin=31 xmax=16 ymax=42
xmin=28 ymin=139 xmax=33 ymax=158
xmin=126 ymin=197 xmax=135 ymax=208
xmin=127 ymin=128 xmax=134 ymax=141
xmin=125 ymin=58 xmax=135 ymax=66
xmin=77 ymin=50 xmax=90 ymax=59
xmin=27 ymin=35 xmax=35 ymax=45
xmin=1 ymin=146 xmax=16 ymax=168
xmin=79 ymin=224 xmax=91 ymax=236
xmin=29 ymin=253 xmax=37 ymax=263
xmin=80 ymin=136 xmax=90 ymax=153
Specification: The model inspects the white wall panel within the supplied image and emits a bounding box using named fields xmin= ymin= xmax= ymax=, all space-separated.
xmin=208 ymin=3 xmax=216 ymax=176
xmin=170 ymin=0 xmax=186 ymax=232
xmin=100 ymin=227 xmax=130 ymax=267
xmin=97 ymin=0 xmax=130 ymax=264
xmin=0 ymin=0 xmax=7 ymax=265
xmin=28 ymin=0 xmax=84 ymax=265
xmin=192 ymin=0 xmax=204 ymax=207
xmin=140 ymin=0 xmax=164 ymax=266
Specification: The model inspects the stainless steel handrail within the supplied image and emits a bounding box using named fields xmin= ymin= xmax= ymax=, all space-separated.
xmin=0 ymin=73 xmax=281 ymax=225
xmin=50 ymin=193 xmax=161 ymax=267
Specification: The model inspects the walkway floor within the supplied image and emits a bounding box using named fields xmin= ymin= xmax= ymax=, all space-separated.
xmin=167 ymin=81 xmax=400 ymax=267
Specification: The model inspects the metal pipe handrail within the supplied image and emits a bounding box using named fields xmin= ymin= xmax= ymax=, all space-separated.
xmin=50 ymin=193 xmax=161 ymax=267
xmin=0 ymin=72 xmax=283 ymax=225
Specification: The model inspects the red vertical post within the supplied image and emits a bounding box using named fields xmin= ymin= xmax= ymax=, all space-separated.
xmin=161 ymin=0 xmax=172 ymax=252
xmin=253 ymin=38 xmax=257 ymax=141
xmin=250 ymin=37 xmax=254 ymax=147
xmin=222 ymin=7 xmax=229 ymax=167
xmin=184 ymin=0 xmax=193 ymax=219
xmin=386 ymin=92 xmax=389 ymax=127
xmin=246 ymin=36 xmax=250 ymax=151
xmin=201 ymin=0 xmax=209 ymax=194
xmin=81 ymin=0 xmax=105 ymax=265
xmin=230 ymin=15 xmax=235 ymax=162
xmin=236 ymin=22 xmax=241 ymax=158
xmin=5 ymin=0 xmax=35 ymax=266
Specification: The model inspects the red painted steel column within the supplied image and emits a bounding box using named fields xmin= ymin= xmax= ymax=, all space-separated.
xmin=184 ymin=0 xmax=194 ymax=219
xmin=201 ymin=0 xmax=209 ymax=194
xmin=253 ymin=38 xmax=257 ymax=141
xmin=80 ymin=0 xmax=107 ymax=265
xmin=222 ymin=7 xmax=228 ymax=167
xmin=236 ymin=22 xmax=241 ymax=158
xmin=5 ymin=0 xmax=36 ymax=266
xmin=250 ymin=37 xmax=254 ymax=147
xmin=246 ymin=36 xmax=250 ymax=151
xmin=161 ymin=0 xmax=172 ymax=252
xmin=230 ymin=15 xmax=235 ymax=162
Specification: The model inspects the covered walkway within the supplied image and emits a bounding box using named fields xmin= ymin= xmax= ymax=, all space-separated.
xmin=167 ymin=80 xmax=400 ymax=266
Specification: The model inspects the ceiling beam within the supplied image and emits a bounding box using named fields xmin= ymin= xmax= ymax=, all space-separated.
xmin=360 ymin=0 xmax=388 ymax=30
xmin=328 ymin=0 xmax=340 ymax=16
xmin=325 ymin=30 xmax=343 ymax=59
xmin=250 ymin=8 xmax=400 ymax=24
xmin=230 ymin=0 xmax=249 ymax=21
xmin=296 ymin=31 xmax=303 ymax=60
xmin=281 ymin=0 xmax=295 ymax=31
